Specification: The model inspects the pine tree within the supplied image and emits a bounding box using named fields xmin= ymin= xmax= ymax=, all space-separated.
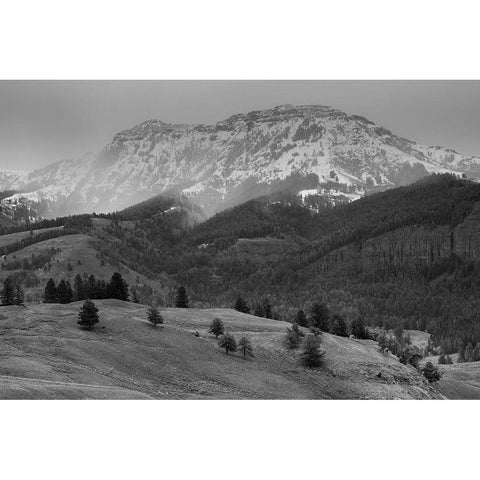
xmin=438 ymin=353 xmax=446 ymax=365
xmin=108 ymin=272 xmax=129 ymax=301
xmin=43 ymin=278 xmax=58 ymax=303
xmin=209 ymin=318 xmax=224 ymax=338
xmin=132 ymin=289 xmax=140 ymax=304
xmin=86 ymin=274 xmax=97 ymax=299
xmin=284 ymin=327 xmax=302 ymax=349
xmin=310 ymin=302 xmax=330 ymax=331
xmin=234 ymin=296 xmax=249 ymax=314
xmin=422 ymin=361 xmax=442 ymax=383
xmin=73 ymin=274 xmax=84 ymax=301
xmin=473 ymin=343 xmax=480 ymax=362
xmin=57 ymin=280 xmax=69 ymax=304
xmin=1 ymin=277 xmax=16 ymax=306
xmin=330 ymin=314 xmax=348 ymax=337
xmin=263 ymin=299 xmax=272 ymax=319
xmin=464 ymin=342 xmax=474 ymax=363
xmin=13 ymin=284 xmax=24 ymax=306
xmin=254 ymin=304 xmax=265 ymax=317
xmin=175 ymin=286 xmax=189 ymax=308
xmin=218 ymin=333 xmax=237 ymax=355
xmin=295 ymin=309 xmax=309 ymax=327
xmin=351 ymin=317 xmax=369 ymax=339
xmin=147 ymin=305 xmax=164 ymax=327
xmin=301 ymin=335 xmax=324 ymax=368
xmin=77 ymin=299 xmax=99 ymax=330
xmin=238 ymin=336 xmax=254 ymax=359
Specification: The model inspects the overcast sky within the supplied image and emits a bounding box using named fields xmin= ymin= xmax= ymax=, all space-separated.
xmin=0 ymin=80 xmax=479 ymax=171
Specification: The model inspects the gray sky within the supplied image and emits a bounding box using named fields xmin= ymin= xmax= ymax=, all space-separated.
xmin=0 ymin=80 xmax=479 ymax=171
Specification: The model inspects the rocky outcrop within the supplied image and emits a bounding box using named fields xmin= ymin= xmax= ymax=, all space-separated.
xmin=317 ymin=201 xmax=480 ymax=273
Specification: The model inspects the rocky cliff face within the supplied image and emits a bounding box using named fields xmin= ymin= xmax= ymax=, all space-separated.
xmin=316 ymin=203 xmax=480 ymax=273
xmin=2 ymin=104 xmax=479 ymax=219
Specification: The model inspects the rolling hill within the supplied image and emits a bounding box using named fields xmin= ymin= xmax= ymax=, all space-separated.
xmin=0 ymin=300 xmax=441 ymax=399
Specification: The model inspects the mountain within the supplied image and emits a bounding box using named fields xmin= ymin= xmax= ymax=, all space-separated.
xmin=2 ymin=104 xmax=480 ymax=220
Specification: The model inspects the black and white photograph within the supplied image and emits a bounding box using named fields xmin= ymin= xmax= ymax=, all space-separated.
xmin=2 ymin=80 xmax=480 ymax=401
xmin=1 ymin=1 xmax=479 ymax=479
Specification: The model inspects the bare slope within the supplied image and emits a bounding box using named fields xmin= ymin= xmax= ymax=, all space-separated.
xmin=0 ymin=300 xmax=440 ymax=399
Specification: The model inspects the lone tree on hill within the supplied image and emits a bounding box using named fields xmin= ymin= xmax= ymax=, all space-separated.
xmin=1 ymin=277 xmax=16 ymax=306
xmin=284 ymin=323 xmax=304 ymax=349
xmin=77 ymin=299 xmax=100 ymax=330
xmin=108 ymin=272 xmax=129 ymax=301
xmin=43 ymin=278 xmax=58 ymax=303
xmin=238 ymin=336 xmax=254 ymax=359
xmin=310 ymin=302 xmax=330 ymax=331
xmin=175 ymin=286 xmax=189 ymax=308
xmin=209 ymin=318 xmax=225 ymax=338
xmin=234 ymin=296 xmax=250 ymax=314
xmin=422 ymin=361 xmax=442 ymax=383
xmin=295 ymin=309 xmax=309 ymax=328
xmin=219 ymin=333 xmax=237 ymax=355
xmin=301 ymin=335 xmax=325 ymax=368
xmin=147 ymin=305 xmax=164 ymax=327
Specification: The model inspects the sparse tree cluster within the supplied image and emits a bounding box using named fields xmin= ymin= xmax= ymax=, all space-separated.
xmin=0 ymin=276 xmax=24 ymax=306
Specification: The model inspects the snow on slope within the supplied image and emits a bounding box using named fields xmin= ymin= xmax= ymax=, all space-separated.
xmin=1 ymin=104 xmax=478 ymax=219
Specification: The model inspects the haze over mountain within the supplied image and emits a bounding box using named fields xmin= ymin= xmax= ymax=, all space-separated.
xmin=1 ymin=104 xmax=479 ymax=220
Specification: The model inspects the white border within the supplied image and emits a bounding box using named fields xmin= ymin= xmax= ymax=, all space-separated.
xmin=1 ymin=1 xmax=479 ymax=479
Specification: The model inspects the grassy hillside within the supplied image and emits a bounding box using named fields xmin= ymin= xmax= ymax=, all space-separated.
xmin=0 ymin=300 xmax=440 ymax=399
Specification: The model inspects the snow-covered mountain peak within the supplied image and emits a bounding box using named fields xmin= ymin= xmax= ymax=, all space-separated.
xmin=1 ymin=104 xmax=479 ymax=220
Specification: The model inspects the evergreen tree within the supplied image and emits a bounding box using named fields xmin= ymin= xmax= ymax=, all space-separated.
xmin=464 ymin=342 xmax=474 ymax=363
xmin=253 ymin=304 xmax=265 ymax=317
xmin=175 ymin=286 xmax=189 ymax=308
xmin=445 ymin=354 xmax=453 ymax=364
xmin=473 ymin=343 xmax=480 ymax=362
xmin=108 ymin=272 xmax=129 ymax=301
xmin=77 ymin=299 xmax=99 ymax=330
xmin=86 ymin=274 xmax=97 ymax=299
xmin=284 ymin=327 xmax=302 ymax=349
xmin=13 ymin=284 xmax=24 ymax=306
xmin=422 ymin=361 xmax=442 ymax=383
xmin=351 ymin=317 xmax=369 ymax=339
xmin=234 ymin=296 xmax=249 ymax=314
xmin=131 ymin=289 xmax=140 ymax=304
xmin=218 ymin=333 xmax=237 ymax=355
xmin=1 ymin=277 xmax=16 ymax=306
xmin=263 ymin=299 xmax=272 ymax=319
xmin=377 ymin=330 xmax=388 ymax=353
xmin=295 ymin=309 xmax=309 ymax=327
xmin=310 ymin=302 xmax=330 ymax=331
xmin=438 ymin=353 xmax=446 ymax=365
xmin=301 ymin=335 xmax=324 ymax=368
xmin=330 ymin=314 xmax=348 ymax=337
xmin=208 ymin=318 xmax=224 ymax=338
xmin=43 ymin=278 xmax=57 ymax=303
xmin=57 ymin=280 xmax=70 ymax=304
xmin=147 ymin=305 xmax=164 ymax=327
xmin=238 ymin=336 xmax=254 ymax=359
xmin=73 ymin=274 xmax=84 ymax=301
